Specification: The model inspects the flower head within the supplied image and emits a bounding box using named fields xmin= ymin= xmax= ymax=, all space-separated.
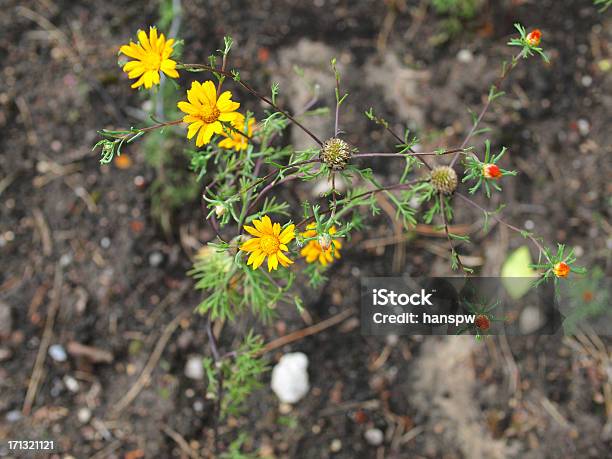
xmin=218 ymin=113 xmax=255 ymax=151
xmin=553 ymin=261 xmax=570 ymax=278
xmin=300 ymin=224 xmax=342 ymax=266
xmin=119 ymin=26 xmax=178 ymax=89
xmin=474 ymin=314 xmax=491 ymax=331
xmin=482 ymin=163 xmax=502 ymax=180
xmin=526 ymin=29 xmax=542 ymax=47
xmin=320 ymin=138 xmax=352 ymax=170
xmin=178 ymin=81 xmax=240 ymax=147
xmin=240 ymin=215 xmax=295 ymax=271
xmin=430 ymin=166 xmax=458 ymax=194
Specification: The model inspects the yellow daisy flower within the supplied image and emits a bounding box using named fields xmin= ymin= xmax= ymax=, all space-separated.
xmin=300 ymin=224 xmax=342 ymax=266
xmin=218 ymin=113 xmax=255 ymax=151
xmin=119 ymin=26 xmax=179 ymax=89
xmin=240 ymin=215 xmax=295 ymax=271
xmin=178 ymin=81 xmax=240 ymax=147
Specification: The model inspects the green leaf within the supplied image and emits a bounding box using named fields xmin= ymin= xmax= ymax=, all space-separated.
xmin=501 ymin=246 xmax=537 ymax=299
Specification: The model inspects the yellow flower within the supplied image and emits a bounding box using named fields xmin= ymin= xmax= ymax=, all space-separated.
xmin=178 ymin=81 xmax=240 ymax=147
xmin=240 ymin=215 xmax=295 ymax=271
xmin=300 ymin=224 xmax=342 ymax=266
xmin=119 ymin=26 xmax=179 ymax=89
xmin=218 ymin=114 xmax=255 ymax=151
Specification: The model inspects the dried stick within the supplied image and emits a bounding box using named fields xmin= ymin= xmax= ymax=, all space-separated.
xmin=109 ymin=310 xmax=189 ymax=417
xmin=23 ymin=263 xmax=63 ymax=415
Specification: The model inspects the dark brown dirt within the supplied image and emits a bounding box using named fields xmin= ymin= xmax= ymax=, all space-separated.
xmin=0 ymin=0 xmax=610 ymax=458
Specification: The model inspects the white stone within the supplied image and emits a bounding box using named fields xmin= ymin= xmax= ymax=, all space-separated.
xmin=49 ymin=344 xmax=67 ymax=362
xmin=457 ymin=49 xmax=474 ymax=63
xmin=77 ymin=407 xmax=91 ymax=424
xmin=63 ymin=375 xmax=80 ymax=393
xmin=271 ymin=352 xmax=310 ymax=404
xmin=364 ymin=428 xmax=384 ymax=446
xmin=185 ymin=355 xmax=204 ymax=380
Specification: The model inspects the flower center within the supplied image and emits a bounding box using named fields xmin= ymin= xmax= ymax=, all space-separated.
xmin=260 ymin=235 xmax=280 ymax=255
xmin=142 ymin=51 xmax=162 ymax=71
xmin=199 ymin=105 xmax=221 ymax=124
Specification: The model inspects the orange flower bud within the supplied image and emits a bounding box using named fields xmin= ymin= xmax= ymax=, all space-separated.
xmin=482 ymin=163 xmax=502 ymax=179
xmin=553 ymin=261 xmax=570 ymax=278
xmin=526 ymin=29 xmax=542 ymax=47
xmin=475 ymin=314 xmax=490 ymax=331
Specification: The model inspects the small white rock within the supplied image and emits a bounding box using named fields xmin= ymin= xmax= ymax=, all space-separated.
xmin=185 ymin=355 xmax=204 ymax=380
xmin=457 ymin=49 xmax=474 ymax=63
xmin=63 ymin=375 xmax=80 ymax=393
xmin=148 ymin=251 xmax=164 ymax=267
xmin=577 ymin=118 xmax=590 ymax=136
xmin=271 ymin=352 xmax=310 ymax=404
xmin=330 ymin=439 xmax=342 ymax=452
xmin=77 ymin=407 xmax=91 ymax=424
xmin=49 ymin=344 xmax=67 ymax=362
xmin=364 ymin=428 xmax=384 ymax=446
xmin=6 ymin=410 xmax=22 ymax=423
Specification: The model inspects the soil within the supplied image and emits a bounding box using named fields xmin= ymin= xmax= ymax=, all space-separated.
xmin=1 ymin=0 xmax=611 ymax=458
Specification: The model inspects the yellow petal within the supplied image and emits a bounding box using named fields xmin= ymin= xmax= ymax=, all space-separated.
xmin=279 ymin=225 xmax=295 ymax=244
xmin=244 ymin=225 xmax=263 ymax=237
xmin=268 ymin=253 xmax=278 ymax=271
xmin=120 ymin=43 xmax=145 ymax=59
xmin=202 ymin=81 xmax=217 ymax=105
xmin=137 ymin=29 xmax=151 ymax=50
xmin=178 ymin=101 xmax=198 ymax=115
xmin=187 ymin=121 xmax=203 ymax=139
xmin=149 ymin=27 xmax=158 ymax=50
xmin=240 ymin=238 xmax=260 ymax=252
xmin=273 ymin=223 xmax=281 ymax=236
xmin=131 ymin=75 xmax=145 ymax=88
xmin=252 ymin=252 xmax=266 ymax=269
xmin=261 ymin=215 xmax=273 ymax=233
xmin=278 ymin=251 xmax=293 ymax=267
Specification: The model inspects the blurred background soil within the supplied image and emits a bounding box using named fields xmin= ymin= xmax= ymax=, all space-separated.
xmin=0 ymin=0 xmax=611 ymax=458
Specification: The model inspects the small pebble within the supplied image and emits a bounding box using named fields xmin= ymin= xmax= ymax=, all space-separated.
xmin=63 ymin=375 xmax=80 ymax=393
xmin=148 ymin=251 xmax=164 ymax=268
xmin=279 ymin=403 xmax=293 ymax=414
xmin=100 ymin=237 xmax=111 ymax=249
xmin=185 ymin=355 xmax=204 ymax=380
xmin=330 ymin=439 xmax=342 ymax=453
xmin=77 ymin=407 xmax=92 ymax=424
xmin=577 ymin=118 xmax=590 ymax=136
xmin=193 ymin=400 xmax=204 ymax=412
xmin=49 ymin=344 xmax=67 ymax=362
xmin=6 ymin=410 xmax=22 ymax=422
xmin=581 ymin=75 xmax=592 ymax=87
xmin=457 ymin=49 xmax=473 ymax=63
xmin=59 ymin=253 xmax=73 ymax=267
xmin=364 ymin=428 xmax=384 ymax=446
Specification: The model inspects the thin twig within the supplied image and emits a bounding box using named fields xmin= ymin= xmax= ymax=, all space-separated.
xmin=450 ymin=53 xmax=520 ymax=167
xmin=456 ymin=192 xmax=550 ymax=262
xmin=23 ymin=263 xmax=63 ymax=415
xmin=259 ymin=308 xmax=354 ymax=355
xmin=439 ymin=193 xmax=465 ymax=272
xmin=109 ymin=310 xmax=189 ymax=417
xmin=162 ymin=424 xmax=201 ymax=459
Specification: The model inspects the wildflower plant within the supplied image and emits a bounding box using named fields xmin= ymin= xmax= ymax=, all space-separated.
xmin=95 ymin=22 xmax=587 ymax=452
